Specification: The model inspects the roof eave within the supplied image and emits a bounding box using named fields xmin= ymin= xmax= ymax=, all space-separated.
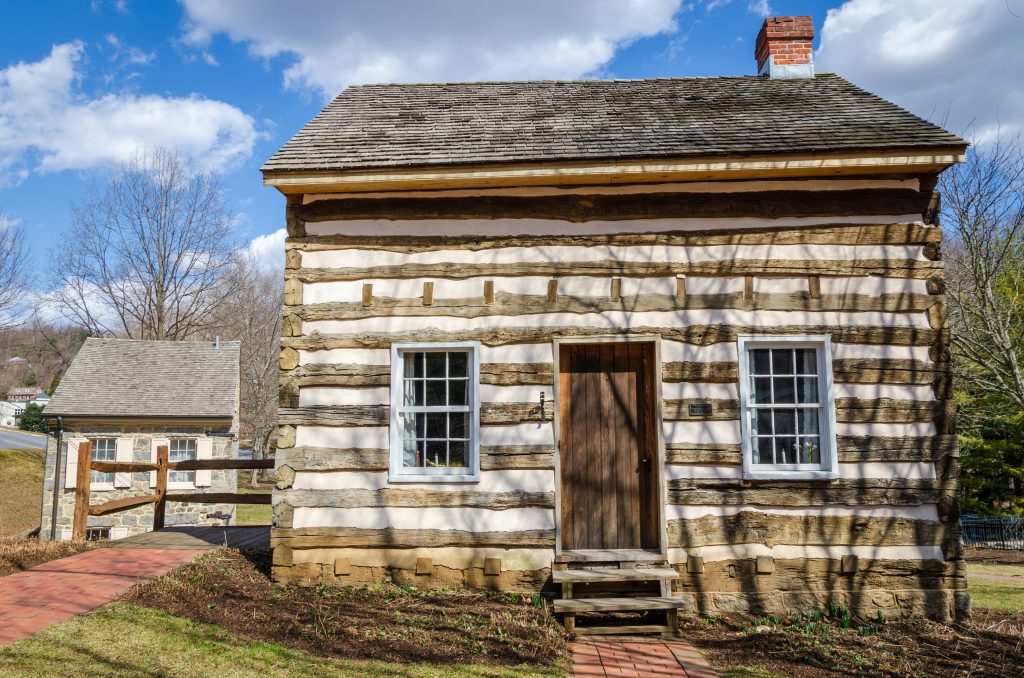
xmin=261 ymin=146 xmax=968 ymax=195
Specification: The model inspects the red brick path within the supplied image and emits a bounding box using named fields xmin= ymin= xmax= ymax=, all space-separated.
xmin=0 ymin=548 xmax=202 ymax=648
xmin=571 ymin=637 xmax=719 ymax=677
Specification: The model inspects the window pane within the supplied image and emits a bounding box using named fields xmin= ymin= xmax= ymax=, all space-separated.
xmin=426 ymin=413 xmax=447 ymax=438
xmin=450 ymin=412 xmax=469 ymax=439
xmin=775 ymin=436 xmax=797 ymax=464
xmin=416 ymin=413 xmax=426 ymax=438
xmin=402 ymin=437 xmax=420 ymax=468
xmin=795 ymin=348 xmax=818 ymax=375
xmin=425 ymin=379 xmax=446 ymax=406
xmin=754 ymin=436 xmax=774 ymax=464
xmin=753 ymin=377 xmax=772 ymax=404
xmin=403 ymin=378 xmax=423 ymax=407
xmin=796 ymin=377 xmax=819 ymax=404
xmin=425 ymin=440 xmax=446 ymax=467
xmin=772 ymin=348 xmax=793 ymax=375
xmin=399 ymin=412 xmax=417 ymax=439
xmin=798 ymin=409 xmax=820 ymax=436
xmin=773 ymin=377 xmax=795 ymax=403
xmin=448 ymin=379 xmax=468 ymax=406
xmin=753 ymin=409 xmax=773 ymax=436
xmin=426 ymin=352 xmax=446 ymax=378
xmin=404 ymin=352 xmax=424 ymax=378
xmin=449 ymin=352 xmax=468 ymax=378
xmin=449 ymin=440 xmax=467 ymax=469
xmin=773 ymin=409 xmax=796 ymax=435
xmin=750 ymin=349 xmax=771 ymax=375
xmin=798 ymin=437 xmax=821 ymax=464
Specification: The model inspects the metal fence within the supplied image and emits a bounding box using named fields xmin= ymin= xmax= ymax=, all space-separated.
xmin=961 ymin=514 xmax=1024 ymax=550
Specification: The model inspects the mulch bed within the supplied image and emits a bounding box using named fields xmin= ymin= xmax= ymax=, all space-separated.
xmin=964 ymin=547 xmax=1024 ymax=565
xmin=122 ymin=548 xmax=568 ymax=668
xmin=0 ymin=537 xmax=95 ymax=577
xmin=684 ymin=608 xmax=1024 ymax=677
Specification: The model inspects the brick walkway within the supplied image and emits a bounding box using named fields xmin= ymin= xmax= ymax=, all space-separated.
xmin=571 ymin=637 xmax=719 ymax=677
xmin=0 ymin=548 xmax=202 ymax=648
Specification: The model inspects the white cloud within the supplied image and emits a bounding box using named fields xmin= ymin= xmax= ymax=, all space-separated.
xmin=817 ymin=0 xmax=1024 ymax=142
xmin=180 ymin=0 xmax=685 ymax=98
xmin=0 ymin=41 xmax=260 ymax=181
xmin=243 ymin=227 xmax=285 ymax=272
xmin=747 ymin=0 xmax=771 ymax=17
xmin=104 ymin=34 xmax=156 ymax=67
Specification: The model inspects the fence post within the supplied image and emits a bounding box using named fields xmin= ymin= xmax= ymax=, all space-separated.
xmin=153 ymin=445 xmax=168 ymax=530
xmin=72 ymin=441 xmax=93 ymax=541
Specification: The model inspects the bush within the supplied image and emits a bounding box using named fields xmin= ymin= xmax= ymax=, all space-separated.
xmin=17 ymin=404 xmax=47 ymax=433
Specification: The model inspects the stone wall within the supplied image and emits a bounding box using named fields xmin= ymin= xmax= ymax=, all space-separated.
xmin=39 ymin=422 xmax=238 ymax=540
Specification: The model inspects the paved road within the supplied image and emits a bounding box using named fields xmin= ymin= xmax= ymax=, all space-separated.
xmin=0 ymin=428 xmax=46 ymax=450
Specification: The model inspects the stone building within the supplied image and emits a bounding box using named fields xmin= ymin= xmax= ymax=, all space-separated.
xmin=39 ymin=338 xmax=240 ymax=540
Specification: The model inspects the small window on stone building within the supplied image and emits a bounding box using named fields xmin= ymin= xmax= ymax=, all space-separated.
xmin=169 ymin=439 xmax=198 ymax=485
xmin=89 ymin=438 xmax=117 ymax=485
xmin=85 ymin=526 xmax=110 ymax=541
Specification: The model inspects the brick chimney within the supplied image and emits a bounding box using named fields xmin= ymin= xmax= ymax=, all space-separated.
xmin=755 ymin=16 xmax=814 ymax=79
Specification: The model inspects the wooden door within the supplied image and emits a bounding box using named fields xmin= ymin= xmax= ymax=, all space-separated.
xmin=559 ymin=342 xmax=659 ymax=551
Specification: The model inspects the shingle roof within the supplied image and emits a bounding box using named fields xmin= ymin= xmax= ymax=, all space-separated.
xmin=262 ymin=74 xmax=966 ymax=174
xmin=45 ymin=338 xmax=239 ymax=419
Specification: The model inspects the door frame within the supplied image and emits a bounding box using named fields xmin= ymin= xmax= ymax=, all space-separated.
xmin=551 ymin=335 xmax=668 ymax=557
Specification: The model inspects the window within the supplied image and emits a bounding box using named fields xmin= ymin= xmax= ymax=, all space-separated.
xmin=168 ymin=439 xmax=197 ymax=485
xmin=390 ymin=343 xmax=480 ymax=482
xmin=89 ymin=438 xmax=116 ymax=485
xmin=737 ymin=336 xmax=838 ymax=480
xmin=85 ymin=526 xmax=110 ymax=541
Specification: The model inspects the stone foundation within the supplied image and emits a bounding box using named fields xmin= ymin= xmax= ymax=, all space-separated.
xmin=270 ymin=547 xmax=967 ymax=622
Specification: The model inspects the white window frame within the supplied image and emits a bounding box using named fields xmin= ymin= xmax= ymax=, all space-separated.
xmin=89 ymin=437 xmax=117 ymax=490
xmin=389 ymin=341 xmax=481 ymax=483
xmin=168 ymin=438 xmax=198 ymax=487
xmin=737 ymin=335 xmax=839 ymax=481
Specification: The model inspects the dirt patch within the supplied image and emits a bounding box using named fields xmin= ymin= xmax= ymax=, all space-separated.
xmin=123 ymin=548 xmax=568 ymax=669
xmin=965 ymin=547 xmax=1024 ymax=565
xmin=0 ymin=537 xmax=95 ymax=577
xmin=683 ymin=608 xmax=1024 ymax=678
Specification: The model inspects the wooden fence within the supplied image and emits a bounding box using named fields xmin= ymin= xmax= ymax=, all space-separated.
xmin=72 ymin=442 xmax=274 ymax=541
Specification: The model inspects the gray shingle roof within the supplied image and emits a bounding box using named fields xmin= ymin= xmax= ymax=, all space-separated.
xmin=262 ymin=74 xmax=966 ymax=174
xmin=44 ymin=338 xmax=239 ymax=419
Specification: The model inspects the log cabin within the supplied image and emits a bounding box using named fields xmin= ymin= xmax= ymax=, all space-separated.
xmin=265 ymin=16 xmax=968 ymax=633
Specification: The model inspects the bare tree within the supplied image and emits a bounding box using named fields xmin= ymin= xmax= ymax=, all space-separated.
xmin=943 ymin=135 xmax=1024 ymax=407
xmin=207 ymin=253 xmax=282 ymax=483
xmin=0 ymin=215 xmax=29 ymax=328
xmin=49 ymin=149 xmax=235 ymax=340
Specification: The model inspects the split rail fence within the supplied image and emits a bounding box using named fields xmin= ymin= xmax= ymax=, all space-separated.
xmin=71 ymin=442 xmax=274 ymax=541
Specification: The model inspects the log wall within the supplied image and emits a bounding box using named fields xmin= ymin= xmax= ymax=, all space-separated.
xmin=272 ymin=177 xmax=963 ymax=621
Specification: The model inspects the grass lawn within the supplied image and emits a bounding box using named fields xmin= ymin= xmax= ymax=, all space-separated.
xmin=234 ymin=485 xmax=271 ymax=525
xmin=968 ymin=561 xmax=1024 ymax=612
xmin=0 ymin=602 xmax=563 ymax=677
xmin=0 ymin=448 xmax=44 ymax=537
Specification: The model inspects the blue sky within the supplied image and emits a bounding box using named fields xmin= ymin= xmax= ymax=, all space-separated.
xmin=1 ymin=0 xmax=1021 ymax=287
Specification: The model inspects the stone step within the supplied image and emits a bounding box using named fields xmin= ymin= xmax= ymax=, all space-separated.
xmin=554 ymin=596 xmax=685 ymax=613
xmin=553 ymin=567 xmax=680 ymax=584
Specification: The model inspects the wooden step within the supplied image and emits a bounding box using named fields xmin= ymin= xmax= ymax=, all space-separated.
xmin=552 ymin=567 xmax=680 ymax=584
xmin=555 ymin=549 xmax=665 ymax=564
xmin=572 ymin=624 xmax=675 ymax=636
xmin=554 ymin=596 xmax=685 ymax=613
